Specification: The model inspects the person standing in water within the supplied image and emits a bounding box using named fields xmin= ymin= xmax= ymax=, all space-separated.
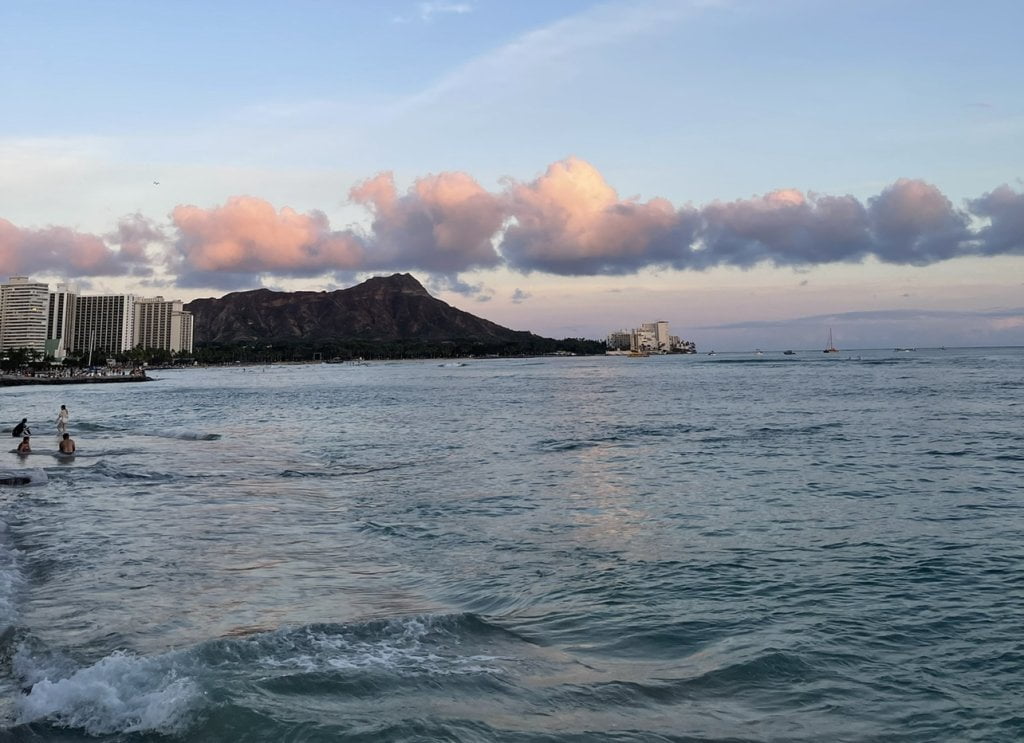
xmin=56 ymin=405 xmax=69 ymax=434
xmin=59 ymin=433 xmax=76 ymax=454
xmin=16 ymin=436 xmax=31 ymax=453
xmin=12 ymin=419 xmax=30 ymax=437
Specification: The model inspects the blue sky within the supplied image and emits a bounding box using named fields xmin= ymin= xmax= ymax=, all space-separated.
xmin=1 ymin=0 xmax=1022 ymax=350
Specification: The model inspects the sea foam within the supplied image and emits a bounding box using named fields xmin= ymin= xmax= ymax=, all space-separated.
xmin=14 ymin=648 xmax=200 ymax=735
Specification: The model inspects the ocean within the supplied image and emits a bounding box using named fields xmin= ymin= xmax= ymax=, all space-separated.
xmin=1 ymin=347 xmax=1021 ymax=742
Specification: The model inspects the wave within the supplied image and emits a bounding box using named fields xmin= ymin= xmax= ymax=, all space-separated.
xmin=11 ymin=645 xmax=198 ymax=736
xmin=537 ymin=423 xmax=717 ymax=452
xmin=279 ymin=462 xmax=417 ymax=478
xmin=138 ymin=430 xmax=222 ymax=441
xmin=69 ymin=422 xmax=117 ymax=433
xmin=0 ymin=469 xmax=47 ymax=487
xmin=357 ymin=520 xmax=439 ymax=539
xmin=74 ymin=462 xmax=177 ymax=482
xmin=696 ymin=422 xmax=837 ymax=445
xmin=7 ymin=613 xmax=520 ymax=737
xmin=703 ymin=357 xmax=796 ymax=364
xmin=74 ymin=421 xmax=221 ymax=441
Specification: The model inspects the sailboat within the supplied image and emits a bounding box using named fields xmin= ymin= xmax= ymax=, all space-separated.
xmin=823 ymin=328 xmax=839 ymax=354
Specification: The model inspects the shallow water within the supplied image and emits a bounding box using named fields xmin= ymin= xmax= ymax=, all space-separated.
xmin=1 ymin=348 xmax=1022 ymax=741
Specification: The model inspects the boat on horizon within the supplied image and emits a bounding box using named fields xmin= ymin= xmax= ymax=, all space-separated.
xmin=823 ymin=328 xmax=839 ymax=354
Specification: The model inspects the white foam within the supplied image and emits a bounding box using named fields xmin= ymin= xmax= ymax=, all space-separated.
xmin=254 ymin=617 xmax=508 ymax=677
xmin=14 ymin=649 xmax=199 ymax=735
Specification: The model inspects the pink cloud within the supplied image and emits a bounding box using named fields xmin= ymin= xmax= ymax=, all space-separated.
xmin=500 ymin=157 xmax=694 ymax=274
xmin=866 ymin=178 xmax=972 ymax=263
xmin=170 ymin=196 xmax=364 ymax=285
xmin=7 ymin=159 xmax=1022 ymax=290
xmin=0 ymin=218 xmax=147 ymax=277
xmin=350 ymin=170 xmax=504 ymax=272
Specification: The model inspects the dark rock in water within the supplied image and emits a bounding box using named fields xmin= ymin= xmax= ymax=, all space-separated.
xmin=185 ymin=273 xmax=541 ymax=345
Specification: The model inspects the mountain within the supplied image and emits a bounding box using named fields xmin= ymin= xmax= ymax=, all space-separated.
xmin=184 ymin=273 xmax=541 ymax=345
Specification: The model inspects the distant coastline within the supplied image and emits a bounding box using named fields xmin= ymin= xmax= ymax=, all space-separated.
xmin=0 ymin=371 xmax=151 ymax=387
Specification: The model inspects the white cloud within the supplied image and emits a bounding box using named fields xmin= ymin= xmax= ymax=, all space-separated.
xmin=394 ymin=0 xmax=708 ymax=114
xmin=420 ymin=2 xmax=473 ymax=21
xmin=392 ymin=1 xmax=473 ymax=24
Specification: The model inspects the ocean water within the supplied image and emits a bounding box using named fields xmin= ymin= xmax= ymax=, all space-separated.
xmin=0 ymin=347 xmax=1021 ymax=742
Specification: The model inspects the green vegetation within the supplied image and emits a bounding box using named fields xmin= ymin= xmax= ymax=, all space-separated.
xmin=190 ymin=337 xmax=606 ymax=364
xmin=2 ymin=337 xmax=605 ymax=372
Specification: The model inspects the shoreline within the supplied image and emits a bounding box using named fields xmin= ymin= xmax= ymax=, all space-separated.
xmin=0 ymin=374 xmax=152 ymax=387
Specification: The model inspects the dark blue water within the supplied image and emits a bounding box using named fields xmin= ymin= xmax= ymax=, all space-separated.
xmin=1 ymin=348 xmax=1022 ymax=741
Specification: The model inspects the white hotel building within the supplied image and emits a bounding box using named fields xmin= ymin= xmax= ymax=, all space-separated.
xmin=71 ymin=294 xmax=137 ymax=358
xmin=0 ymin=277 xmax=194 ymax=360
xmin=0 ymin=277 xmax=50 ymax=353
xmin=607 ymin=320 xmax=696 ymax=354
xmin=134 ymin=297 xmax=194 ymax=354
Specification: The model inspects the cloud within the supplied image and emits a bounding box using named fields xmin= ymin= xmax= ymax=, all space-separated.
xmin=423 ymin=273 xmax=488 ymax=298
xmin=0 ymin=218 xmax=150 ymax=278
xmin=398 ymin=0 xmax=699 ymax=113
xmin=698 ymin=189 xmax=871 ymax=269
xmin=169 ymin=196 xmax=364 ymax=288
xmin=419 ymin=2 xmax=472 ymax=21
xmin=350 ymin=170 xmax=505 ymax=273
xmin=696 ymin=307 xmax=1024 ymax=331
xmin=511 ymin=288 xmax=531 ymax=303
xmin=501 ymin=157 xmax=696 ymax=274
xmin=967 ymin=184 xmax=1024 ymax=256
xmin=866 ymin=179 xmax=972 ymax=264
xmin=105 ymin=213 xmax=165 ymax=264
xmin=11 ymin=157 xmax=1023 ymax=291
xmin=391 ymin=1 xmax=472 ymax=24
xmin=498 ymin=161 xmax=1024 ymax=275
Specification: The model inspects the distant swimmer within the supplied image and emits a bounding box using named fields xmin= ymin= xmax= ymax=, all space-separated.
xmin=16 ymin=436 xmax=31 ymax=454
xmin=12 ymin=419 xmax=30 ymax=437
xmin=56 ymin=405 xmax=69 ymax=434
xmin=59 ymin=433 xmax=76 ymax=454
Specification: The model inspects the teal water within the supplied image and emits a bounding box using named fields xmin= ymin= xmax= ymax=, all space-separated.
xmin=1 ymin=348 xmax=1022 ymax=741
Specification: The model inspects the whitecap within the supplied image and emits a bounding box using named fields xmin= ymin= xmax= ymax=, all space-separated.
xmin=14 ymin=648 xmax=200 ymax=736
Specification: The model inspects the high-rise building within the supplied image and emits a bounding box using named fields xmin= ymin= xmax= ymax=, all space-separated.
xmin=0 ymin=276 xmax=50 ymax=353
xmin=177 ymin=310 xmax=194 ymax=355
xmin=606 ymin=330 xmax=632 ymax=350
xmin=46 ymin=283 xmax=78 ymax=360
xmin=134 ymin=297 xmax=194 ymax=354
xmin=640 ymin=321 xmax=672 ymax=352
xmin=72 ymin=294 xmax=136 ymax=359
xmin=606 ymin=320 xmax=697 ymax=354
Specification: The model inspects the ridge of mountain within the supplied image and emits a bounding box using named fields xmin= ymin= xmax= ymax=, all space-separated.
xmin=184 ymin=273 xmax=541 ymax=344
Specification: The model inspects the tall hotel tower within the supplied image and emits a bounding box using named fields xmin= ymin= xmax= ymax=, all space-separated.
xmin=134 ymin=297 xmax=194 ymax=354
xmin=47 ymin=283 xmax=78 ymax=360
xmin=72 ymin=294 xmax=136 ymax=358
xmin=0 ymin=276 xmax=50 ymax=353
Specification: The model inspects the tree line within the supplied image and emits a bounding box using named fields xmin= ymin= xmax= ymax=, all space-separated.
xmin=189 ymin=337 xmax=606 ymax=364
xmin=1 ymin=336 xmax=606 ymax=371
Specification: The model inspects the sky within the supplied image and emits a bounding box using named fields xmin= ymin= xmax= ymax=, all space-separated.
xmin=1 ymin=0 xmax=1022 ymax=351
